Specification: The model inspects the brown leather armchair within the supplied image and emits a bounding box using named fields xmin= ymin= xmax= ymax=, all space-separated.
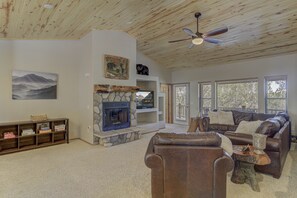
xmin=145 ymin=132 xmax=234 ymax=198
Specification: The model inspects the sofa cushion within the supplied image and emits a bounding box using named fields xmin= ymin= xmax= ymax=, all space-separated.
xmin=235 ymin=120 xmax=263 ymax=135
xmin=209 ymin=124 xmax=229 ymax=131
xmin=273 ymin=116 xmax=287 ymax=127
xmin=256 ymin=119 xmax=280 ymax=137
xmin=232 ymin=110 xmax=253 ymax=125
xmin=218 ymin=111 xmax=234 ymax=125
xmin=252 ymin=113 xmax=275 ymax=121
xmin=224 ymin=131 xmax=280 ymax=152
xmin=209 ymin=111 xmax=219 ymax=124
xmin=227 ymin=125 xmax=238 ymax=131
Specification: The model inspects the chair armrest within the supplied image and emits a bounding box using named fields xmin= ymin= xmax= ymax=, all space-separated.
xmin=215 ymin=151 xmax=234 ymax=172
xmin=198 ymin=117 xmax=210 ymax=132
xmin=213 ymin=151 xmax=234 ymax=198
xmin=144 ymin=138 xmax=163 ymax=169
xmin=144 ymin=138 xmax=164 ymax=197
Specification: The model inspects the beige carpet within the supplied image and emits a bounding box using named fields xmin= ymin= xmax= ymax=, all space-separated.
xmin=0 ymin=125 xmax=296 ymax=198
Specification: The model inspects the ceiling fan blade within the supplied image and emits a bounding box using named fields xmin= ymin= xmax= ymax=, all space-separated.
xmin=188 ymin=43 xmax=194 ymax=49
xmin=183 ymin=28 xmax=197 ymax=37
xmin=205 ymin=26 xmax=228 ymax=37
xmin=203 ymin=37 xmax=222 ymax=44
xmin=168 ymin=38 xmax=192 ymax=43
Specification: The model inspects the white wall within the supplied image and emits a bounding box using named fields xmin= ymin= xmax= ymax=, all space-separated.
xmin=92 ymin=30 xmax=137 ymax=86
xmin=136 ymin=51 xmax=171 ymax=83
xmin=172 ymin=53 xmax=297 ymax=134
xmin=78 ymin=30 xmax=138 ymax=144
xmin=0 ymin=30 xmax=168 ymax=145
xmin=0 ymin=40 xmax=81 ymax=139
xmin=78 ymin=32 xmax=94 ymax=143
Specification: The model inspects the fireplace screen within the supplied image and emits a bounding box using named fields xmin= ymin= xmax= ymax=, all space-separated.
xmin=102 ymin=102 xmax=130 ymax=131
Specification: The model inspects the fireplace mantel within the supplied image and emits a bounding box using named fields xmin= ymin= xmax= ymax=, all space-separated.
xmin=94 ymin=84 xmax=140 ymax=93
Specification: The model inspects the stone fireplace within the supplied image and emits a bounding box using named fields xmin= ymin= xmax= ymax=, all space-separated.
xmin=93 ymin=85 xmax=140 ymax=146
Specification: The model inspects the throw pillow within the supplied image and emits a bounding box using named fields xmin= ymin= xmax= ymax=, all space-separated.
xmin=232 ymin=110 xmax=253 ymax=125
xmin=273 ymin=116 xmax=287 ymax=127
xmin=256 ymin=119 xmax=280 ymax=137
xmin=218 ymin=111 xmax=234 ymax=125
xmin=235 ymin=120 xmax=263 ymax=135
xmin=217 ymin=133 xmax=233 ymax=155
xmin=209 ymin=111 xmax=219 ymax=124
xmin=276 ymin=112 xmax=289 ymax=121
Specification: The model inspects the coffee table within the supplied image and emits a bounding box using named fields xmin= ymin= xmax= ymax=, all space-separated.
xmin=231 ymin=145 xmax=271 ymax=192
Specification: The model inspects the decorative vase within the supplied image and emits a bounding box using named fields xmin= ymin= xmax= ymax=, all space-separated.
xmin=253 ymin=134 xmax=267 ymax=154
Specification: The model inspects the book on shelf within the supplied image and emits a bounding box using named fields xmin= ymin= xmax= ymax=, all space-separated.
xmin=37 ymin=122 xmax=52 ymax=134
xmin=54 ymin=124 xmax=66 ymax=132
xmin=21 ymin=129 xmax=35 ymax=136
xmin=39 ymin=128 xmax=52 ymax=134
xmin=3 ymin=132 xmax=16 ymax=139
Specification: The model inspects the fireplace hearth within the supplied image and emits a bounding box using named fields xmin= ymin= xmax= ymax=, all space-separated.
xmin=102 ymin=102 xmax=130 ymax=131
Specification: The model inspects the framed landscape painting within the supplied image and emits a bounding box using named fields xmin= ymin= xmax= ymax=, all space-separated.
xmin=12 ymin=70 xmax=58 ymax=100
xmin=104 ymin=54 xmax=129 ymax=80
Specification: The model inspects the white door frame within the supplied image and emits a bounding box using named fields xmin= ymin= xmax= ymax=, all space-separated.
xmin=173 ymin=83 xmax=190 ymax=125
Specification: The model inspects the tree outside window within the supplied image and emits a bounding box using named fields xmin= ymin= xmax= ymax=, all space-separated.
xmin=265 ymin=76 xmax=287 ymax=114
xmin=216 ymin=79 xmax=258 ymax=112
xmin=199 ymin=83 xmax=212 ymax=116
xmin=175 ymin=86 xmax=186 ymax=120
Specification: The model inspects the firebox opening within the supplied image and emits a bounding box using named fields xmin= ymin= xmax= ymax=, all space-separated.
xmin=102 ymin=102 xmax=130 ymax=131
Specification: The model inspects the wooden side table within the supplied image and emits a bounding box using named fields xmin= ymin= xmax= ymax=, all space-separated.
xmin=231 ymin=145 xmax=271 ymax=192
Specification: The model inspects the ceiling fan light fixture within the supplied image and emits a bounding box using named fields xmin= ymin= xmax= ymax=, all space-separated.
xmin=192 ymin=37 xmax=204 ymax=45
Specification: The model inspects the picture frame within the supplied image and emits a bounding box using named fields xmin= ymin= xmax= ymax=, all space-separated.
xmin=12 ymin=70 xmax=58 ymax=100
xmin=104 ymin=54 xmax=129 ymax=80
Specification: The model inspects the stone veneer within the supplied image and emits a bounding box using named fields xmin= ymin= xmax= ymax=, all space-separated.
xmin=93 ymin=91 xmax=139 ymax=146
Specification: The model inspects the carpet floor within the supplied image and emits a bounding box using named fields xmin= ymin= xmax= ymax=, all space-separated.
xmin=0 ymin=124 xmax=296 ymax=198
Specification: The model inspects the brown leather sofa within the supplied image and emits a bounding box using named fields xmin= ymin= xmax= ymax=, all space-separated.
xmin=197 ymin=111 xmax=290 ymax=178
xmin=145 ymin=132 xmax=233 ymax=198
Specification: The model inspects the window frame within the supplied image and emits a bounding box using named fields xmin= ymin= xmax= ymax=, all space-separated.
xmin=215 ymin=78 xmax=258 ymax=112
xmin=264 ymin=75 xmax=288 ymax=114
xmin=199 ymin=82 xmax=212 ymax=116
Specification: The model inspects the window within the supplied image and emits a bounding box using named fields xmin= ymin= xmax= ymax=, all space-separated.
xmin=216 ymin=79 xmax=258 ymax=112
xmin=265 ymin=76 xmax=287 ymax=114
xmin=199 ymin=83 xmax=212 ymax=116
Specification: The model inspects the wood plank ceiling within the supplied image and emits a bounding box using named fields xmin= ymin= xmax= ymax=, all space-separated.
xmin=1 ymin=0 xmax=297 ymax=69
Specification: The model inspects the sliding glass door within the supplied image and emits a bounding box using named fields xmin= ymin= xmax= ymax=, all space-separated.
xmin=173 ymin=84 xmax=189 ymax=125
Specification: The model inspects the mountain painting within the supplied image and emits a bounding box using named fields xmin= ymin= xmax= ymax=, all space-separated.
xmin=12 ymin=70 xmax=58 ymax=100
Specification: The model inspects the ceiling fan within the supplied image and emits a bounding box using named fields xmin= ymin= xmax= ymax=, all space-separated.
xmin=168 ymin=12 xmax=228 ymax=48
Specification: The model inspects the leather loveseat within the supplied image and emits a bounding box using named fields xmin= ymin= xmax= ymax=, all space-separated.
xmin=145 ymin=132 xmax=233 ymax=198
xmin=197 ymin=111 xmax=290 ymax=178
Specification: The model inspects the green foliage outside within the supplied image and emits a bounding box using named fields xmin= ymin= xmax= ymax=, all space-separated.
xmin=217 ymin=81 xmax=258 ymax=110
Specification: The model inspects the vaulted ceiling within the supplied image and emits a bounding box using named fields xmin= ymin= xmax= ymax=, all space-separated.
xmin=1 ymin=0 xmax=297 ymax=69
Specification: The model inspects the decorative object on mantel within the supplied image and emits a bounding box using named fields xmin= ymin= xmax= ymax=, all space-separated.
xmin=136 ymin=64 xmax=149 ymax=75
xmin=104 ymin=54 xmax=129 ymax=80
xmin=12 ymin=70 xmax=58 ymax=100
xmin=94 ymin=84 xmax=140 ymax=93
xmin=30 ymin=114 xmax=48 ymax=122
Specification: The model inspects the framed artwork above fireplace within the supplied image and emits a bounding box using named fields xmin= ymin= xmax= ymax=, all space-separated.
xmin=104 ymin=54 xmax=129 ymax=80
